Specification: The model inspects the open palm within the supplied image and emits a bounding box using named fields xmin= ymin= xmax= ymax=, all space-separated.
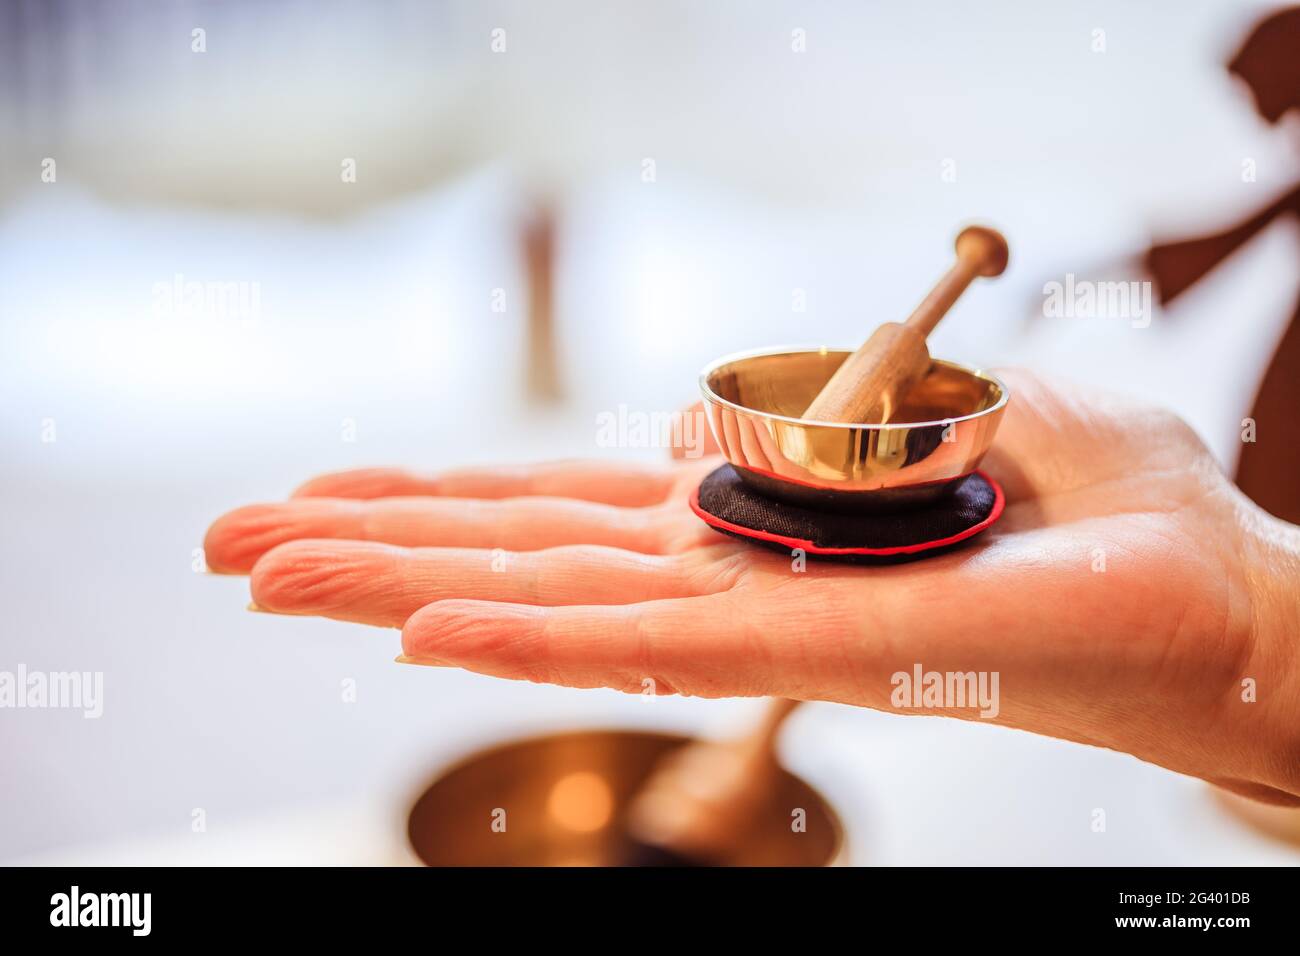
xmin=205 ymin=370 xmax=1300 ymax=801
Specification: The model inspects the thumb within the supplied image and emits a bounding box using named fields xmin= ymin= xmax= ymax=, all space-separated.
xmin=671 ymin=402 xmax=721 ymax=460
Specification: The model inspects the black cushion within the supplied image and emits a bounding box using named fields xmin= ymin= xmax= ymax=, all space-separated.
xmin=691 ymin=464 xmax=1003 ymax=564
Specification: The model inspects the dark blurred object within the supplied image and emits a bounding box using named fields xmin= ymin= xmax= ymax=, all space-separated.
xmin=1145 ymin=186 xmax=1300 ymax=304
xmin=1143 ymin=7 xmax=1300 ymax=525
xmin=406 ymin=729 xmax=845 ymax=866
xmin=1226 ymin=6 xmax=1300 ymax=124
xmin=621 ymin=698 xmax=801 ymax=866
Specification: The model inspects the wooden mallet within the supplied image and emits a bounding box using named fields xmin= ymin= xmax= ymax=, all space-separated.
xmin=801 ymin=226 xmax=1009 ymax=424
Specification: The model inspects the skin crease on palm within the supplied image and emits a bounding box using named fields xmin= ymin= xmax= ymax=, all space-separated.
xmin=204 ymin=369 xmax=1300 ymax=805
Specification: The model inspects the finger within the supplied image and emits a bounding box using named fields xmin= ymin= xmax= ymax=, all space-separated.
xmin=400 ymin=594 xmax=798 ymax=698
xmin=205 ymin=495 xmax=663 ymax=574
xmin=249 ymin=540 xmax=714 ymax=627
xmin=291 ymin=460 xmax=677 ymax=507
xmin=982 ymin=368 xmax=1203 ymax=503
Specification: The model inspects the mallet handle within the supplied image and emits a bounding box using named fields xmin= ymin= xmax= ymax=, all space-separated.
xmin=801 ymin=226 xmax=1008 ymax=425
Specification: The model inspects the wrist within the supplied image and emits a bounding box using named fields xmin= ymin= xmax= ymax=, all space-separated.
xmin=1234 ymin=498 xmax=1300 ymax=799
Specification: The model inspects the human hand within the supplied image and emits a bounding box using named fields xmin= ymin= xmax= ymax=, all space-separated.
xmin=204 ymin=371 xmax=1300 ymax=802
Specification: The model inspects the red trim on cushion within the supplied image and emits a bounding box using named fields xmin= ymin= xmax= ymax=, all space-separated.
xmin=689 ymin=469 xmax=1005 ymax=556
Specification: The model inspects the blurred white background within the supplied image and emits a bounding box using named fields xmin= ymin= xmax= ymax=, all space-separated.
xmin=1 ymin=0 xmax=1298 ymax=864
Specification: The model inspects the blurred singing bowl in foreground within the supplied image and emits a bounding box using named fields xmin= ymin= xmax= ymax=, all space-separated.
xmin=407 ymin=730 xmax=846 ymax=866
xmin=700 ymin=347 xmax=1009 ymax=512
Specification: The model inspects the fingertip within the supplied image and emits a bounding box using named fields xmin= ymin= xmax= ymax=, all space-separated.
xmin=207 ymin=498 xmax=365 ymax=575
xmin=203 ymin=503 xmax=282 ymax=574
xmin=249 ymin=539 xmax=388 ymax=614
xmin=400 ymin=600 xmax=546 ymax=661
xmin=249 ymin=540 xmax=323 ymax=611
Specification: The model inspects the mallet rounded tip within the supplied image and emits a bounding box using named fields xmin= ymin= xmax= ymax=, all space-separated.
xmin=955 ymin=225 xmax=1009 ymax=277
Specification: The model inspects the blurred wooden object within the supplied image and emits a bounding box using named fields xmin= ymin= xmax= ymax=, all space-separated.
xmin=624 ymin=697 xmax=802 ymax=864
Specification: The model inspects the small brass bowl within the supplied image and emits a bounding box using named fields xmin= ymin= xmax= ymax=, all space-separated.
xmin=700 ymin=347 xmax=1009 ymax=512
xmin=407 ymin=730 xmax=846 ymax=866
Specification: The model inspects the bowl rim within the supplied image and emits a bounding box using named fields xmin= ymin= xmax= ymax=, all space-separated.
xmin=699 ymin=345 xmax=1010 ymax=430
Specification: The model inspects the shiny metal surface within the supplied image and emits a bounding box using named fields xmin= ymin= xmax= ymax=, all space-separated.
xmin=407 ymin=730 xmax=846 ymax=866
xmin=700 ymin=347 xmax=1009 ymax=512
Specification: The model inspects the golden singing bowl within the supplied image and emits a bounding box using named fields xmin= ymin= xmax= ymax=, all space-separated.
xmin=700 ymin=347 xmax=1009 ymax=512
xmin=406 ymin=730 xmax=846 ymax=866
